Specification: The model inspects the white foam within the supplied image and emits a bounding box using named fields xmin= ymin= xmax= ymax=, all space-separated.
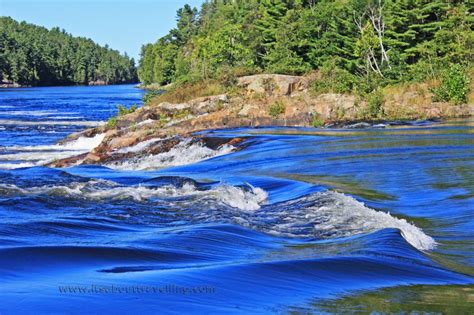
xmin=0 ymin=162 xmax=36 ymax=169
xmin=108 ymin=138 xmax=235 ymax=170
xmin=267 ymin=191 xmax=436 ymax=251
xmin=116 ymin=138 xmax=162 ymax=154
xmin=212 ymin=184 xmax=268 ymax=211
xmin=0 ymin=181 xmax=268 ymax=211
xmin=0 ymin=179 xmax=435 ymax=250
xmin=0 ymin=133 xmax=105 ymax=169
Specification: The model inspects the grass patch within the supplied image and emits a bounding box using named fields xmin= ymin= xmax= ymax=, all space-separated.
xmin=268 ymin=100 xmax=285 ymax=118
xmin=117 ymin=104 xmax=137 ymax=116
xmin=148 ymin=80 xmax=230 ymax=105
xmin=107 ymin=116 xmax=117 ymax=128
xmin=311 ymin=112 xmax=324 ymax=127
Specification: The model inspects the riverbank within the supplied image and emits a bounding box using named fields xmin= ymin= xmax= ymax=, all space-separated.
xmin=49 ymin=74 xmax=473 ymax=168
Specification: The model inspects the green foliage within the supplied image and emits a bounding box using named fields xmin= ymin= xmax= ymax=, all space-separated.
xmin=0 ymin=17 xmax=137 ymax=86
xmin=311 ymin=59 xmax=357 ymax=95
xmin=142 ymin=90 xmax=163 ymax=105
xmin=366 ymin=89 xmax=385 ymax=118
xmin=107 ymin=117 xmax=117 ymax=128
xmin=432 ymin=65 xmax=470 ymax=105
xmin=268 ymin=101 xmax=285 ymax=118
xmin=137 ymin=0 xmax=472 ymax=99
xmin=117 ymin=104 xmax=137 ymax=116
xmin=312 ymin=113 xmax=324 ymax=128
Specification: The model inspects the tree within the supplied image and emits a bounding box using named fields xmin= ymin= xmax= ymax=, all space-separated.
xmin=0 ymin=17 xmax=137 ymax=86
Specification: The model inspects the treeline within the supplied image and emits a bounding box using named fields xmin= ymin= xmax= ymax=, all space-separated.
xmin=138 ymin=0 xmax=472 ymax=101
xmin=0 ymin=17 xmax=137 ymax=86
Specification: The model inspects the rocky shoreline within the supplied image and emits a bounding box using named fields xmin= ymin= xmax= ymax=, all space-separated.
xmin=49 ymin=74 xmax=473 ymax=168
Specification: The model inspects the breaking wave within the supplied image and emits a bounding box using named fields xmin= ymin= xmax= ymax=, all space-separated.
xmin=0 ymin=179 xmax=268 ymax=212
xmin=256 ymin=191 xmax=436 ymax=251
xmin=0 ymin=176 xmax=435 ymax=250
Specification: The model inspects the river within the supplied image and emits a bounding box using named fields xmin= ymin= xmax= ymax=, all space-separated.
xmin=0 ymin=85 xmax=473 ymax=313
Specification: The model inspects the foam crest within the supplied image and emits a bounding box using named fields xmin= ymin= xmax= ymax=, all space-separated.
xmin=265 ymin=191 xmax=436 ymax=251
xmin=0 ymin=181 xmax=268 ymax=211
xmin=0 ymin=178 xmax=434 ymax=250
xmin=108 ymin=138 xmax=234 ymax=170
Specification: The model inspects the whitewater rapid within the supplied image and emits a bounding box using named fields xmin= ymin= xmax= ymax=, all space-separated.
xmin=0 ymin=178 xmax=435 ymax=251
xmin=0 ymin=133 xmax=104 ymax=169
xmin=107 ymin=138 xmax=235 ymax=170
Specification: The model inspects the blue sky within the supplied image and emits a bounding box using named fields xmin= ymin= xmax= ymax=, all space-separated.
xmin=0 ymin=0 xmax=204 ymax=61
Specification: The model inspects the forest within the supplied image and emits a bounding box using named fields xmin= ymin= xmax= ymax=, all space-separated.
xmin=0 ymin=17 xmax=137 ymax=86
xmin=138 ymin=0 xmax=473 ymax=103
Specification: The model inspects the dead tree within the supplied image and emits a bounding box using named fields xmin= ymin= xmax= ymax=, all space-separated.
xmin=367 ymin=0 xmax=391 ymax=69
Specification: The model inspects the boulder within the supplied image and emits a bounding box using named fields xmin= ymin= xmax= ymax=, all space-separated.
xmin=158 ymin=94 xmax=229 ymax=116
xmin=238 ymin=104 xmax=258 ymax=117
xmin=238 ymin=74 xmax=308 ymax=96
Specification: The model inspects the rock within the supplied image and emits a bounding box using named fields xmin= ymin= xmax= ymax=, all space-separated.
xmin=47 ymin=153 xmax=88 ymax=168
xmin=158 ymin=94 xmax=229 ymax=116
xmin=238 ymin=74 xmax=308 ymax=96
xmin=347 ymin=122 xmax=371 ymax=129
xmin=107 ymin=133 xmax=141 ymax=151
xmin=238 ymin=104 xmax=258 ymax=117
xmin=84 ymin=152 xmax=103 ymax=163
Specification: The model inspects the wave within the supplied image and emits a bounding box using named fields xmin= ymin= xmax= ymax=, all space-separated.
xmin=0 ymin=175 xmax=434 ymax=250
xmin=257 ymin=191 xmax=436 ymax=251
xmin=0 ymin=179 xmax=268 ymax=211
xmin=107 ymin=138 xmax=235 ymax=170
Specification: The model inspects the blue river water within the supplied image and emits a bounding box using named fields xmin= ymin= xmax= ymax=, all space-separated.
xmin=0 ymin=85 xmax=473 ymax=314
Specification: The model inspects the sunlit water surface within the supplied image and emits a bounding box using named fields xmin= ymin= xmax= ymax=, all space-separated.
xmin=0 ymin=85 xmax=473 ymax=313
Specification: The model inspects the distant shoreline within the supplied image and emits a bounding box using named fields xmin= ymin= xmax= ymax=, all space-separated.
xmin=0 ymin=81 xmax=139 ymax=89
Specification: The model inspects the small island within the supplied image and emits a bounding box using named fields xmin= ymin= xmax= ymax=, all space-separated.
xmin=48 ymin=1 xmax=473 ymax=166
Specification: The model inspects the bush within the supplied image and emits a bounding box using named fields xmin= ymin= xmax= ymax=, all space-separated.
xmin=268 ymin=101 xmax=285 ymax=118
xmin=366 ymin=89 xmax=385 ymax=118
xmin=432 ymin=64 xmax=470 ymax=104
xmin=117 ymin=104 xmax=137 ymax=116
xmin=311 ymin=112 xmax=324 ymax=127
xmin=107 ymin=117 xmax=117 ymax=128
xmin=311 ymin=59 xmax=357 ymax=95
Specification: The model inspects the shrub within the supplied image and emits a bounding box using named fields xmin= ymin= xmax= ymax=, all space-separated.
xmin=366 ymin=89 xmax=385 ymax=118
xmin=311 ymin=112 xmax=324 ymax=127
xmin=107 ymin=117 xmax=117 ymax=128
xmin=432 ymin=64 xmax=470 ymax=104
xmin=311 ymin=59 xmax=357 ymax=95
xmin=268 ymin=101 xmax=285 ymax=118
xmin=117 ymin=104 xmax=137 ymax=116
